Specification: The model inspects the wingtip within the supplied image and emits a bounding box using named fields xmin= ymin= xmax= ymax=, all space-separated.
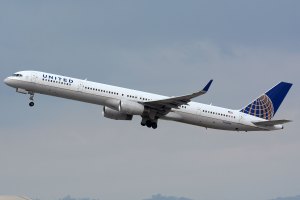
xmin=203 ymin=79 xmax=213 ymax=92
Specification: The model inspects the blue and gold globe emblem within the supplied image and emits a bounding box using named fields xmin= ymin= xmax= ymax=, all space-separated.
xmin=241 ymin=94 xmax=274 ymax=120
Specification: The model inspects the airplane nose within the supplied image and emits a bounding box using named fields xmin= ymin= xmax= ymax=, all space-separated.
xmin=4 ymin=77 xmax=8 ymax=84
xmin=4 ymin=77 xmax=11 ymax=85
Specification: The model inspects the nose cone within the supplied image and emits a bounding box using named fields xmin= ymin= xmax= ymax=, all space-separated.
xmin=4 ymin=77 xmax=12 ymax=86
xmin=4 ymin=77 xmax=9 ymax=84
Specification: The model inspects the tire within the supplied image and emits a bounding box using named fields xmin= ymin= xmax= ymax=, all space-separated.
xmin=151 ymin=123 xmax=157 ymax=129
xmin=146 ymin=120 xmax=152 ymax=128
xmin=29 ymin=102 xmax=34 ymax=107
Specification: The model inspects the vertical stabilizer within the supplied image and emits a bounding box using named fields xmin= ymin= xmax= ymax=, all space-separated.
xmin=240 ymin=82 xmax=292 ymax=120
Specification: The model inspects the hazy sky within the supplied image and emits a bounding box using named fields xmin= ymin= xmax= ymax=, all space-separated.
xmin=0 ymin=1 xmax=300 ymax=200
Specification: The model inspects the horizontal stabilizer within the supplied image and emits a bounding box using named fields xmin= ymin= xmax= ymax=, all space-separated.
xmin=252 ymin=119 xmax=292 ymax=126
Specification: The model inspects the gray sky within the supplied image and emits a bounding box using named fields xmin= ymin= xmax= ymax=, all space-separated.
xmin=0 ymin=1 xmax=300 ymax=200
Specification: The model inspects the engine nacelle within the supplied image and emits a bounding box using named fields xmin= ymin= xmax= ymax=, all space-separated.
xmin=104 ymin=98 xmax=120 ymax=111
xmin=103 ymin=106 xmax=133 ymax=120
xmin=119 ymin=100 xmax=144 ymax=115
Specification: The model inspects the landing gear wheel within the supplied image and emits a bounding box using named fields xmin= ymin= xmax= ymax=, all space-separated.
xmin=151 ymin=123 xmax=157 ymax=129
xmin=146 ymin=120 xmax=152 ymax=128
xmin=29 ymin=102 xmax=34 ymax=107
xmin=141 ymin=117 xmax=158 ymax=129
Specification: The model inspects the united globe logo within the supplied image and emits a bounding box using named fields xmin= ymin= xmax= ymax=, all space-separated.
xmin=241 ymin=94 xmax=274 ymax=120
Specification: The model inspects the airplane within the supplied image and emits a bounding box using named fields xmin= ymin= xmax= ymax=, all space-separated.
xmin=4 ymin=70 xmax=293 ymax=131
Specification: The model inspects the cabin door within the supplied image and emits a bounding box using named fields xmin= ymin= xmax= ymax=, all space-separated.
xmin=77 ymin=81 xmax=84 ymax=92
xmin=31 ymin=73 xmax=38 ymax=83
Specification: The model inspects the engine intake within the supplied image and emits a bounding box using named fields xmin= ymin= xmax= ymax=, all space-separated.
xmin=103 ymin=106 xmax=132 ymax=120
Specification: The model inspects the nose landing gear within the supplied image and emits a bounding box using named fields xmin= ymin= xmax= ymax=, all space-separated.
xmin=29 ymin=93 xmax=34 ymax=107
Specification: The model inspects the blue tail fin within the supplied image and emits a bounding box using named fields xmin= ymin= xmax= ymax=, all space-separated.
xmin=240 ymin=82 xmax=292 ymax=120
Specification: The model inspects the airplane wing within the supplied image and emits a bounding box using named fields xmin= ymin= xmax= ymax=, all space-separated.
xmin=142 ymin=80 xmax=213 ymax=113
xmin=252 ymin=119 xmax=292 ymax=126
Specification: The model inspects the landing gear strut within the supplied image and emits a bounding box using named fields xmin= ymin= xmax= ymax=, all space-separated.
xmin=29 ymin=93 xmax=34 ymax=107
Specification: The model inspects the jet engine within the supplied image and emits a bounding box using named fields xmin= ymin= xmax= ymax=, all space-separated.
xmin=118 ymin=100 xmax=145 ymax=115
xmin=103 ymin=106 xmax=133 ymax=120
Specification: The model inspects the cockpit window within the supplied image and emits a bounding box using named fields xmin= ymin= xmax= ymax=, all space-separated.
xmin=13 ymin=73 xmax=23 ymax=77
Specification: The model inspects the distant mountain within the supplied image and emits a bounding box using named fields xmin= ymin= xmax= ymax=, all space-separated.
xmin=30 ymin=193 xmax=300 ymax=200
xmin=59 ymin=195 xmax=99 ymax=200
xmin=0 ymin=197 xmax=32 ymax=200
xmin=143 ymin=194 xmax=192 ymax=200
xmin=270 ymin=195 xmax=300 ymax=200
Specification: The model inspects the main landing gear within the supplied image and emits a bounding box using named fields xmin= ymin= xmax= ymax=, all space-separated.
xmin=141 ymin=118 xmax=158 ymax=129
xmin=29 ymin=93 xmax=34 ymax=107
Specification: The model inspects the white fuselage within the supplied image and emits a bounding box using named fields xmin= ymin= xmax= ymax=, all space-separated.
xmin=4 ymin=71 xmax=283 ymax=131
